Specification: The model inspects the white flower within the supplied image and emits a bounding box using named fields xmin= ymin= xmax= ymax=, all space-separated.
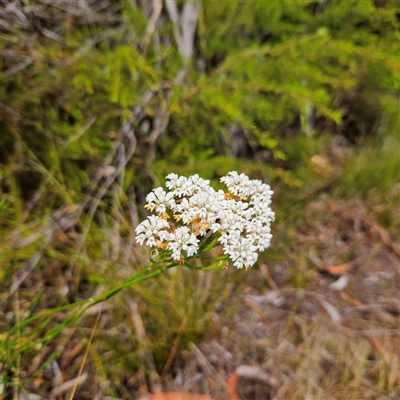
xmin=137 ymin=171 xmax=274 ymax=269
xmin=165 ymin=173 xmax=179 ymax=189
xmin=189 ymin=174 xmax=211 ymax=192
xmin=146 ymin=187 xmax=175 ymax=214
xmin=246 ymin=219 xmax=273 ymax=251
xmin=166 ymin=174 xmax=189 ymax=197
xmin=168 ymin=227 xmax=199 ymax=261
xmin=212 ymin=210 xmax=245 ymax=233
xmin=135 ymin=215 xmax=169 ymax=247
xmin=251 ymin=202 xmax=275 ymax=221
xmin=218 ymin=229 xmax=241 ymax=245
xmin=220 ymin=171 xmax=251 ymax=196
xmin=166 ymin=173 xmax=212 ymax=197
xmin=223 ymin=237 xmax=258 ymax=269
xmin=221 ymin=199 xmax=250 ymax=219
xmin=190 ymin=190 xmax=219 ymax=220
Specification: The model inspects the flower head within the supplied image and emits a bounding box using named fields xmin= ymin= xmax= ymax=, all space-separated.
xmin=167 ymin=226 xmax=199 ymax=261
xmin=135 ymin=215 xmax=169 ymax=247
xmin=145 ymin=187 xmax=175 ymax=214
xmin=223 ymin=237 xmax=258 ymax=270
xmin=135 ymin=171 xmax=274 ymax=269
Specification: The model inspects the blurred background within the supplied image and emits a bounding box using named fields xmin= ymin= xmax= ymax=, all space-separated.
xmin=1 ymin=0 xmax=399 ymax=399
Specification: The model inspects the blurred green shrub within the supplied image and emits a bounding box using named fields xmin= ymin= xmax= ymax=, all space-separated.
xmin=1 ymin=0 xmax=398 ymax=214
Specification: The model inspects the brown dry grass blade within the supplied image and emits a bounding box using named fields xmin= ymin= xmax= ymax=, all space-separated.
xmin=67 ymin=302 xmax=104 ymax=400
xmin=129 ymin=300 xmax=163 ymax=394
xmin=368 ymin=336 xmax=395 ymax=361
xmin=144 ymin=393 xmax=213 ymax=400
xmin=363 ymin=217 xmax=400 ymax=259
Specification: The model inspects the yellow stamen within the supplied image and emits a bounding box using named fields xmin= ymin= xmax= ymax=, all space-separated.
xmin=199 ymin=221 xmax=210 ymax=229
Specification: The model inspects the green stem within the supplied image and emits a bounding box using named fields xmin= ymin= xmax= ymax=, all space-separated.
xmin=13 ymin=262 xmax=179 ymax=354
xmin=198 ymin=233 xmax=220 ymax=253
xmin=7 ymin=259 xmax=177 ymax=343
xmin=182 ymin=262 xmax=200 ymax=270
xmin=10 ymin=247 xmax=230 ymax=356
xmin=198 ymin=255 xmax=230 ymax=261
xmin=199 ymin=258 xmax=229 ymax=270
xmin=89 ymin=262 xmax=178 ymax=304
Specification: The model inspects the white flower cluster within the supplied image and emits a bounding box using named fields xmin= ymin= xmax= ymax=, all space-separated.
xmin=135 ymin=171 xmax=274 ymax=269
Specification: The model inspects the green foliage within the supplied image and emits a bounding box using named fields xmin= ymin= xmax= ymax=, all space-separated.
xmin=338 ymin=136 xmax=400 ymax=198
xmin=2 ymin=0 xmax=399 ymax=205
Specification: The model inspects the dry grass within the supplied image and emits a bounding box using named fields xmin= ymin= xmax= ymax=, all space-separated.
xmin=3 ymin=185 xmax=399 ymax=399
xmin=2 ymin=131 xmax=399 ymax=399
xmin=157 ymin=195 xmax=399 ymax=400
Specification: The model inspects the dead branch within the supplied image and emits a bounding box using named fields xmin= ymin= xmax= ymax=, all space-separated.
xmin=165 ymin=0 xmax=199 ymax=61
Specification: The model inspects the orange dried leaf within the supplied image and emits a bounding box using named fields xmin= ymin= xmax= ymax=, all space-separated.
xmin=227 ymin=370 xmax=240 ymax=400
xmin=146 ymin=393 xmax=214 ymax=400
xmin=324 ymin=265 xmax=351 ymax=276
xmin=329 ymin=202 xmax=338 ymax=211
